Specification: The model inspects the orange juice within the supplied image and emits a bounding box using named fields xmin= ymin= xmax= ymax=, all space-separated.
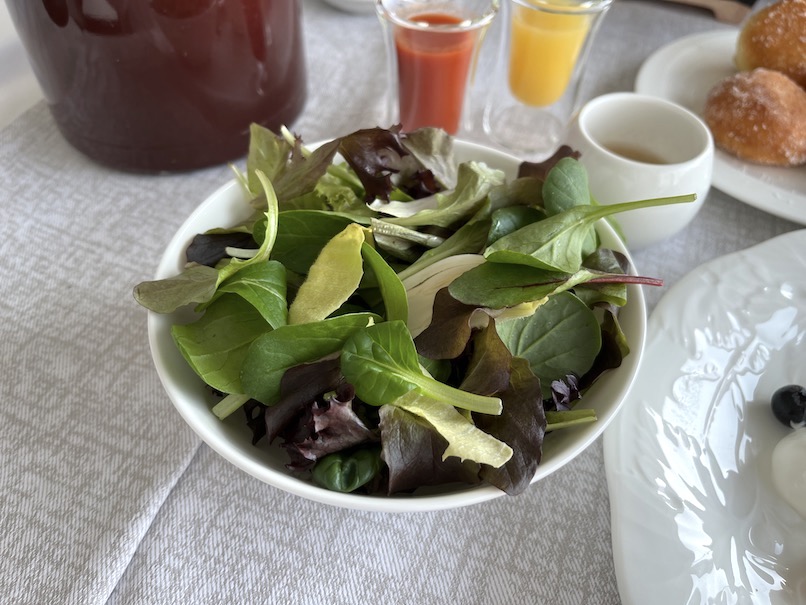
xmin=508 ymin=4 xmax=591 ymax=107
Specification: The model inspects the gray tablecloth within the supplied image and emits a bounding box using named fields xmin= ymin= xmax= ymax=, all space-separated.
xmin=1 ymin=1 xmax=800 ymax=603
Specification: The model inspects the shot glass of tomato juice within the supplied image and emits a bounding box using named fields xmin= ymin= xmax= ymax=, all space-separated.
xmin=376 ymin=0 xmax=499 ymax=135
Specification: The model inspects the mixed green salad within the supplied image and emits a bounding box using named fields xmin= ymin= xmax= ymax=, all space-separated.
xmin=135 ymin=124 xmax=692 ymax=496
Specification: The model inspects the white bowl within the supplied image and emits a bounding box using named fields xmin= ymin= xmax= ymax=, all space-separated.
xmin=565 ymin=92 xmax=714 ymax=251
xmin=147 ymin=140 xmax=647 ymax=512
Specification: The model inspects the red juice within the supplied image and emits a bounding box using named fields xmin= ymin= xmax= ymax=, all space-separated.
xmin=6 ymin=0 xmax=307 ymax=172
xmin=394 ymin=13 xmax=475 ymax=134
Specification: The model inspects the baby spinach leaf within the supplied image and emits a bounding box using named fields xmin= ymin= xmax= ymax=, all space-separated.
xmin=542 ymin=157 xmax=589 ymax=215
xmin=484 ymin=191 xmax=695 ymax=273
xmin=241 ymin=312 xmax=379 ymax=405
xmin=495 ymin=292 xmax=601 ymax=396
xmin=542 ymin=157 xmax=597 ymax=257
xmin=172 ymin=295 xmax=273 ymax=394
xmin=340 ymin=321 xmax=502 ymax=415
xmin=312 ymin=447 xmax=382 ymax=493
xmin=487 ymin=206 xmax=545 ymax=247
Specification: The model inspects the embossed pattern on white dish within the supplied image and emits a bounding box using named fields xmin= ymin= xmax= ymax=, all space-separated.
xmin=604 ymin=230 xmax=806 ymax=605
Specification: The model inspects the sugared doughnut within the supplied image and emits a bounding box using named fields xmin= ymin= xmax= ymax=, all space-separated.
xmin=735 ymin=0 xmax=806 ymax=89
xmin=703 ymin=68 xmax=806 ymax=167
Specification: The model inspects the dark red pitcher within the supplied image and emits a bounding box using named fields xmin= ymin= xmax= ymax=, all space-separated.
xmin=6 ymin=0 xmax=307 ymax=172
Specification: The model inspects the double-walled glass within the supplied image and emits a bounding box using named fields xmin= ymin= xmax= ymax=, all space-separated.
xmin=482 ymin=0 xmax=611 ymax=158
xmin=376 ymin=0 xmax=499 ymax=135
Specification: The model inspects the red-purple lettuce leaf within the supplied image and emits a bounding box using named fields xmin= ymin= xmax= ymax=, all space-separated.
xmin=186 ymin=232 xmax=258 ymax=267
xmin=579 ymin=307 xmax=629 ymax=390
xmin=261 ymin=357 xmax=342 ymax=443
xmin=249 ymin=125 xmax=434 ymax=208
xmin=285 ymin=384 xmax=379 ymax=469
xmin=379 ymin=405 xmax=481 ymax=494
xmin=413 ymin=287 xmax=477 ymax=360
xmin=475 ymin=356 xmax=546 ymax=496
xmin=457 ymin=322 xmax=512 ymax=397
xmin=400 ymin=126 xmax=457 ymax=189
xmin=546 ymin=374 xmax=581 ymax=412
xmin=336 ymin=126 xmax=414 ymax=202
xmin=517 ymin=145 xmax=581 ymax=181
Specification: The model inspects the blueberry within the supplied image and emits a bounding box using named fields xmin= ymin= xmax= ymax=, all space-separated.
xmin=771 ymin=385 xmax=806 ymax=428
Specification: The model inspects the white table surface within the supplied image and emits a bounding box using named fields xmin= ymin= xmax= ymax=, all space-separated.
xmin=0 ymin=1 xmax=800 ymax=604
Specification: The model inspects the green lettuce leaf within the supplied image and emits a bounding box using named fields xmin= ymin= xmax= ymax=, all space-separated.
xmin=172 ymin=295 xmax=273 ymax=394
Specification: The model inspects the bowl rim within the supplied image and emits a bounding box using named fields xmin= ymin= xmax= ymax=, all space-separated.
xmin=147 ymin=138 xmax=648 ymax=513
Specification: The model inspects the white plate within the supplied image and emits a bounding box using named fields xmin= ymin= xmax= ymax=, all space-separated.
xmin=635 ymin=31 xmax=806 ymax=225
xmin=604 ymin=230 xmax=806 ymax=604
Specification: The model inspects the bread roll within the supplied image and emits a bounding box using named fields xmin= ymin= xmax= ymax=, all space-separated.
xmin=704 ymin=68 xmax=806 ymax=167
xmin=735 ymin=0 xmax=806 ymax=89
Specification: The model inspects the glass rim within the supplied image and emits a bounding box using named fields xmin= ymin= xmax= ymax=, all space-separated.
xmin=509 ymin=0 xmax=613 ymax=14
xmin=375 ymin=0 xmax=500 ymax=31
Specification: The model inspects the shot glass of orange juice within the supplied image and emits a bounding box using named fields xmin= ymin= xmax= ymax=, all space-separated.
xmin=376 ymin=0 xmax=499 ymax=135
xmin=483 ymin=0 xmax=611 ymax=158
